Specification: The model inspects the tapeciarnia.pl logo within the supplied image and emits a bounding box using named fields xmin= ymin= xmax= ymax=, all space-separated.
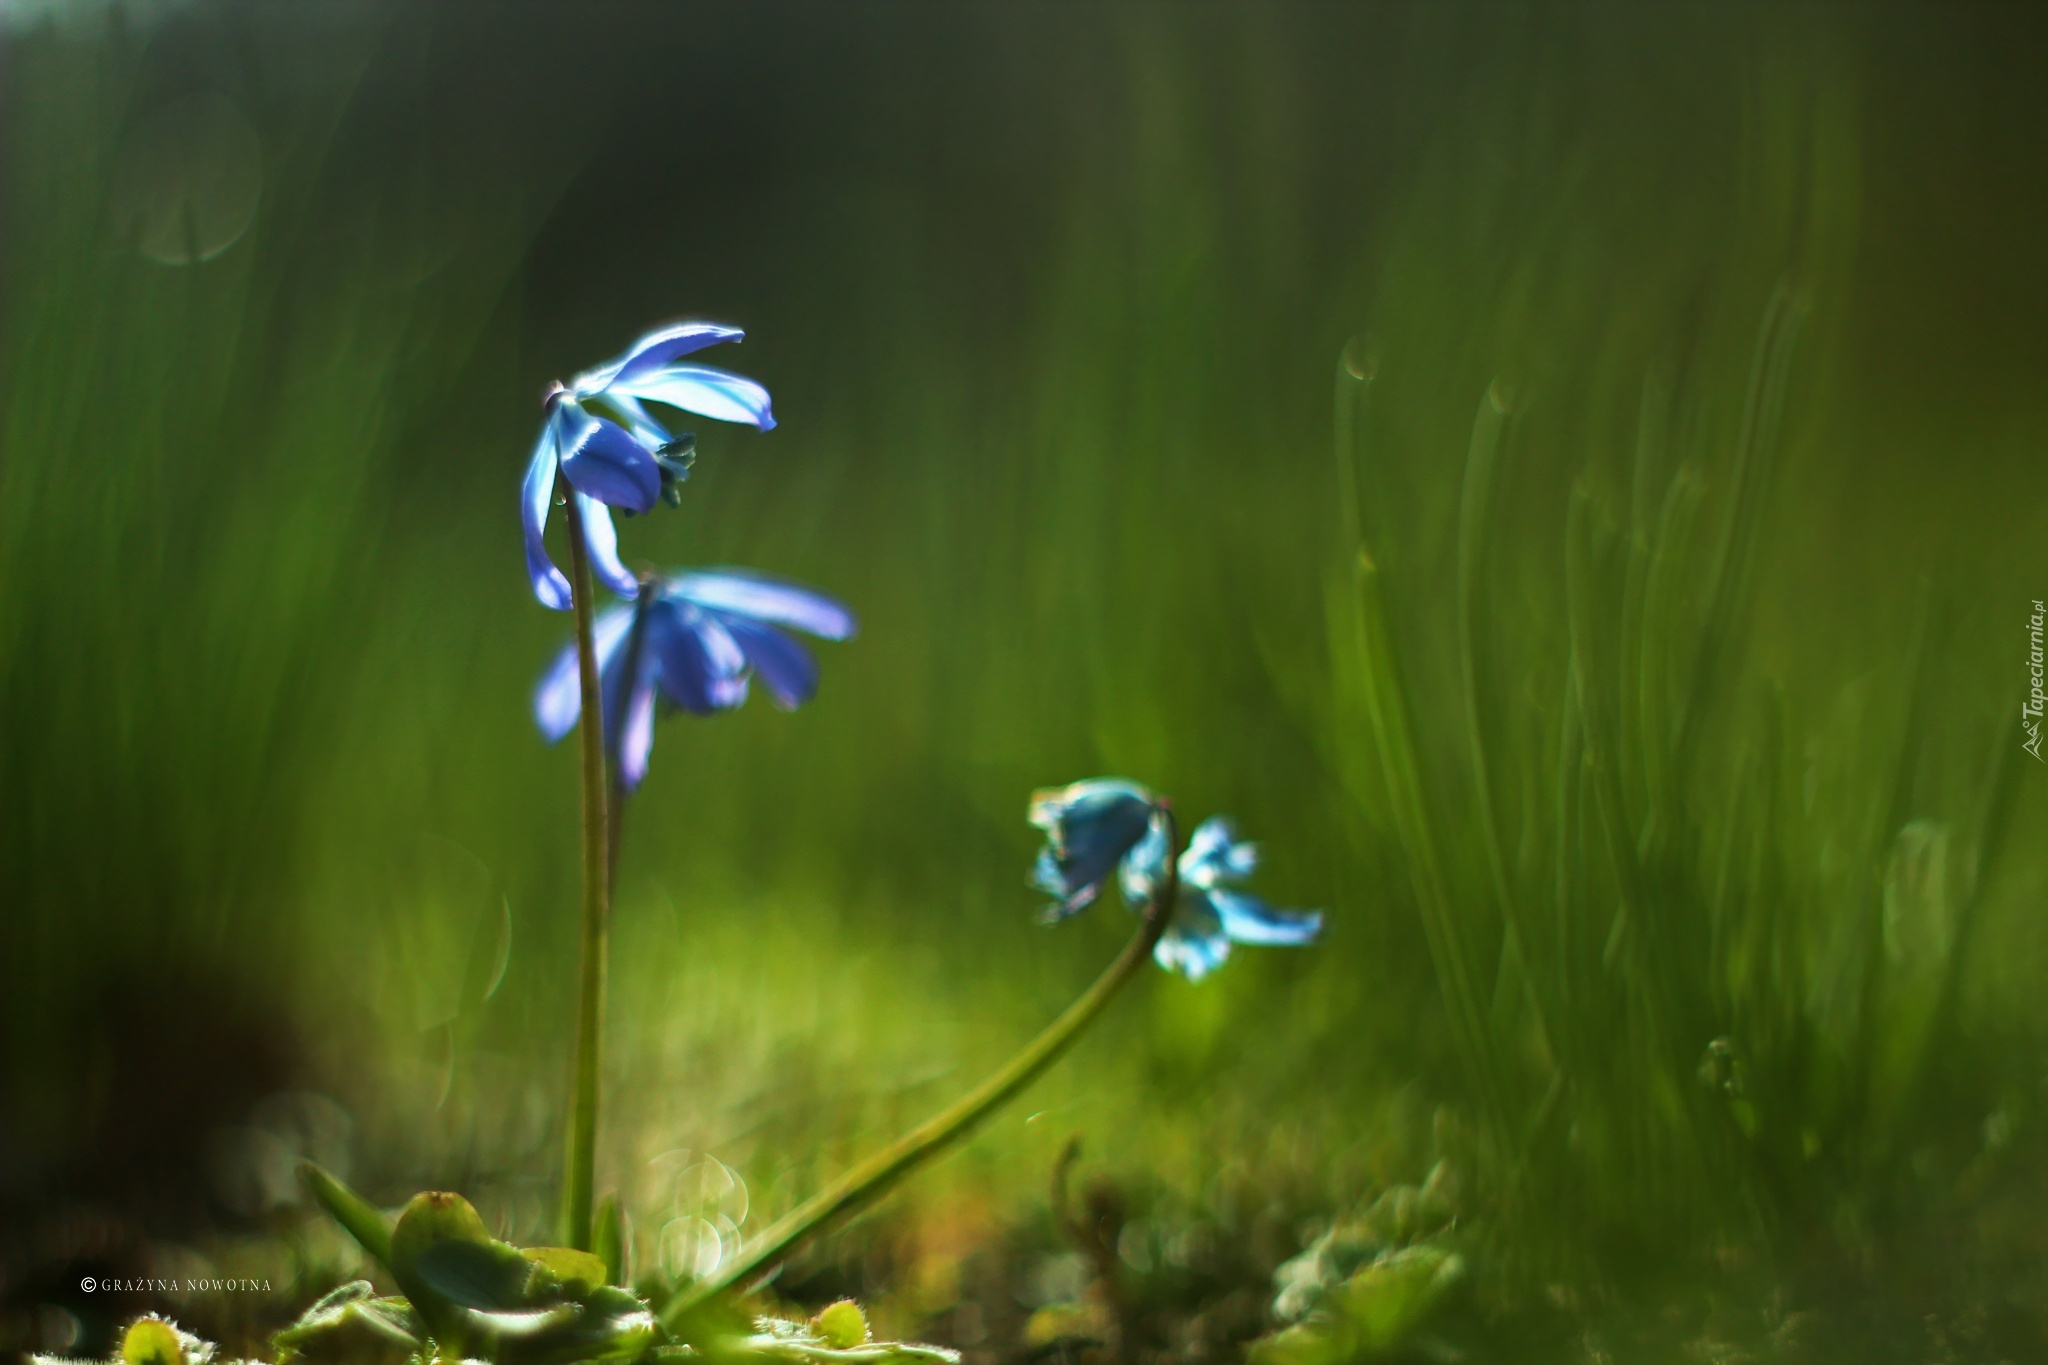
xmin=2025 ymin=599 xmax=2045 ymax=762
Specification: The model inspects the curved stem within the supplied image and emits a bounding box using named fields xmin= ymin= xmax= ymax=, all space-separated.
xmin=560 ymin=477 xmax=612 ymax=1252
xmin=660 ymin=814 xmax=1181 ymax=1330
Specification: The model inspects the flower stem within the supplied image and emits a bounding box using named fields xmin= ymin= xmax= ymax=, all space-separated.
xmin=559 ymin=478 xmax=611 ymax=1253
xmin=658 ymin=813 xmax=1181 ymax=1330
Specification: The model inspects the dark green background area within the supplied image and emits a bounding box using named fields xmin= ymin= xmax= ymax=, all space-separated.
xmin=2 ymin=0 xmax=2043 ymax=1339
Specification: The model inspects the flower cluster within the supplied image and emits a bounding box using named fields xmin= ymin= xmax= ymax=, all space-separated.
xmin=301 ymin=308 xmax=1336 ymax=1365
xmin=524 ymin=329 xmax=1327 ymax=989
xmin=525 ymin=324 xmax=850 ymax=794
xmin=1029 ymin=779 xmax=1322 ymax=979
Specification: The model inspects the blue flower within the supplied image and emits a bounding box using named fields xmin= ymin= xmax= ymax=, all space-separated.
xmin=1028 ymin=780 xmax=1322 ymax=979
xmin=1028 ymin=779 xmax=1167 ymax=921
xmin=535 ymin=569 xmax=854 ymax=790
xmin=1122 ymin=816 xmax=1322 ymax=979
xmin=522 ymin=323 xmax=777 ymax=610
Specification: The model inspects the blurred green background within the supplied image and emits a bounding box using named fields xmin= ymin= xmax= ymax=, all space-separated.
xmin=3 ymin=2 xmax=2045 ymax=1359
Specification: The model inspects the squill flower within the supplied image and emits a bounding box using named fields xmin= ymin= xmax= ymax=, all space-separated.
xmin=1028 ymin=779 xmax=1167 ymax=920
xmin=1028 ymin=779 xmax=1322 ymax=979
xmin=522 ymin=323 xmax=776 ymax=610
xmin=1121 ymin=816 xmax=1322 ymax=979
xmin=535 ymin=569 xmax=854 ymax=789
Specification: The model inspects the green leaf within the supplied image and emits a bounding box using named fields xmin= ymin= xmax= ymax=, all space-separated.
xmin=375 ymin=1189 xmax=660 ymax=1365
xmin=1331 ymin=1245 xmax=1463 ymax=1352
xmin=272 ymin=1281 xmax=424 ymax=1365
xmin=1247 ymin=1322 xmax=1350 ymax=1365
xmin=500 ymin=1285 xmax=656 ymax=1365
xmin=295 ymin=1281 xmax=376 ymax=1320
xmin=699 ymin=1315 xmax=958 ymax=1365
xmin=1252 ymin=1243 xmax=1464 ymax=1365
xmin=814 ymin=1302 xmax=868 ymax=1350
xmin=593 ymin=1196 xmax=630 ymax=1287
xmin=523 ymin=1246 xmax=610 ymax=1293
xmin=1271 ymin=1222 xmax=1380 ymax=1324
xmin=389 ymin=1189 xmax=500 ymax=1348
xmin=121 ymin=1320 xmax=185 ymax=1365
xmin=1020 ymin=1302 xmax=1109 ymax=1350
xmin=467 ymin=1304 xmax=585 ymax=1340
xmin=414 ymin=1238 xmax=540 ymax=1311
xmin=300 ymin=1162 xmax=395 ymax=1269
xmin=390 ymin=1189 xmax=495 ymax=1259
xmin=661 ymin=1292 xmax=757 ymax=1353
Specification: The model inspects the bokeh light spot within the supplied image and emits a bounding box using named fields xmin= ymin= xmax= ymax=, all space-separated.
xmin=111 ymin=93 xmax=261 ymax=265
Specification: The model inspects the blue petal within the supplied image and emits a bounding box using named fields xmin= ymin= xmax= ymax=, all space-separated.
xmin=667 ymin=571 xmax=855 ymax=640
xmin=606 ymin=393 xmax=673 ymax=449
xmin=1032 ymin=848 xmax=1097 ymax=921
xmin=572 ymin=322 xmax=746 ymax=395
xmin=555 ymin=404 xmax=661 ymax=513
xmin=522 ymin=425 xmax=571 ymax=611
xmin=616 ymin=365 xmax=776 ymax=431
xmin=1180 ymin=816 xmax=1258 ymax=890
xmin=535 ymin=642 xmax=580 ymax=740
xmin=1154 ymin=934 xmax=1232 ymax=980
xmin=1028 ymin=779 xmax=1160 ymax=918
xmin=719 ymin=616 xmax=820 ymax=710
xmin=1210 ymin=888 xmax=1322 ymax=946
xmin=700 ymin=619 xmax=753 ymax=710
xmin=534 ymin=603 xmax=636 ymax=742
xmin=1155 ymin=892 xmax=1231 ymax=979
xmin=575 ymin=495 xmax=639 ymax=599
xmin=646 ymin=602 xmax=748 ymax=715
xmin=641 ymin=607 xmax=703 ymax=714
xmin=597 ymin=604 xmax=648 ymax=758
xmin=1118 ymin=818 xmax=1172 ymax=909
xmin=1024 ymin=777 xmax=1155 ymax=834
xmin=615 ymin=679 xmax=657 ymax=792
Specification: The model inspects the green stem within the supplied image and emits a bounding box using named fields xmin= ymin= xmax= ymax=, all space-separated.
xmin=659 ymin=815 xmax=1181 ymax=1329
xmin=560 ymin=477 xmax=612 ymax=1253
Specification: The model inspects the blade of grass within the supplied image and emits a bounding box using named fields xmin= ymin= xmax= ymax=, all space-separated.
xmin=301 ymin=1160 xmax=395 ymax=1269
xmin=1353 ymin=543 xmax=1512 ymax=1143
xmin=1616 ymin=369 xmax=1671 ymax=829
xmin=1457 ymin=382 xmax=1557 ymax=1072
xmin=1636 ymin=460 xmax=1707 ymax=861
xmin=1669 ymin=282 xmax=1807 ymax=791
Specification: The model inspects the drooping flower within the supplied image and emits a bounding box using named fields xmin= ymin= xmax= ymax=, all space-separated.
xmin=1028 ymin=780 xmax=1322 ymax=979
xmin=522 ymin=323 xmax=777 ymax=610
xmin=535 ymin=569 xmax=854 ymax=790
xmin=1121 ymin=815 xmax=1322 ymax=979
xmin=1028 ymin=779 xmax=1167 ymax=920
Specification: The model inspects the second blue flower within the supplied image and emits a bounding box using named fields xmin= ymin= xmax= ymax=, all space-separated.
xmin=535 ymin=569 xmax=855 ymax=790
